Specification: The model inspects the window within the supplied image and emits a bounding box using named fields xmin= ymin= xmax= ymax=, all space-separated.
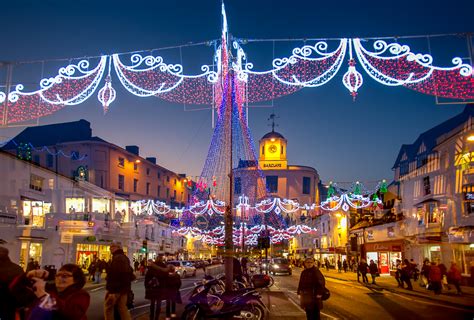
xmin=266 ymin=176 xmax=278 ymax=193
xmin=29 ymin=174 xmax=44 ymax=192
xmin=133 ymin=162 xmax=138 ymax=171
xmin=157 ymin=172 xmax=161 ymax=179
xmin=118 ymin=175 xmax=124 ymax=191
xmin=400 ymin=162 xmax=409 ymax=176
xmin=133 ymin=179 xmax=138 ymax=193
xmin=302 ymin=177 xmax=311 ymax=195
xmin=174 ymin=179 xmax=177 ymax=186
xmin=46 ymin=154 xmax=54 ymax=168
xmin=157 ymin=186 xmax=161 ymax=197
xmin=234 ymin=177 xmax=242 ymax=194
xmin=417 ymin=154 xmax=428 ymax=168
xmin=387 ymin=227 xmax=395 ymax=238
xmin=166 ymin=176 xmax=170 ymax=183
xmin=22 ymin=201 xmax=50 ymax=228
xmin=173 ymin=190 xmax=177 ymax=199
xmin=166 ymin=188 xmax=170 ymax=198
xmin=118 ymin=157 xmax=125 ymax=167
xmin=146 ymin=168 xmax=150 ymax=175
xmin=146 ymin=182 xmax=150 ymax=195
xmin=427 ymin=203 xmax=439 ymax=223
xmin=322 ymin=222 xmax=326 ymax=233
xmin=423 ymin=176 xmax=431 ymax=196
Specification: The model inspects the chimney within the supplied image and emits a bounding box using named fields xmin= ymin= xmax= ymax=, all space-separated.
xmin=146 ymin=157 xmax=156 ymax=164
xmin=125 ymin=145 xmax=139 ymax=156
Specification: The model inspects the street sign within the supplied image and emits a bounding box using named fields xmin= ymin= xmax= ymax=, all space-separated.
xmin=60 ymin=232 xmax=73 ymax=244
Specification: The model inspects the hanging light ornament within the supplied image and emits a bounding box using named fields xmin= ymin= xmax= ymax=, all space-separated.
xmin=343 ymin=41 xmax=363 ymax=100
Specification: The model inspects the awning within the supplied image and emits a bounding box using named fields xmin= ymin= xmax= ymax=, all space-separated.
xmin=414 ymin=198 xmax=440 ymax=207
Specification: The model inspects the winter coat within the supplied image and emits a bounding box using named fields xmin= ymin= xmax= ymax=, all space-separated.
xmin=297 ymin=266 xmax=325 ymax=309
xmin=0 ymin=257 xmax=30 ymax=320
xmin=163 ymin=273 xmax=182 ymax=303
xmin=144 ymin=261 xmax=168 ymax=301
xmin=105 ymin=249 xmax=133 ymax=294
xmin=448 ymin=265 xmax=462 ymax=282
xmin=421 ymin=263 xmax=431 ymax=278
xmin=429 ymin=265 xmax=442 ymax=282
xmin=358 ymin=262 xmax=368 ymax=274
xmin=369 ymin=262 xmax=378 ymax=275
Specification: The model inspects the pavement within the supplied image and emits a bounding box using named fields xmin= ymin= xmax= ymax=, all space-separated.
xmin=318 ymin=268 xmax=474 ymax=310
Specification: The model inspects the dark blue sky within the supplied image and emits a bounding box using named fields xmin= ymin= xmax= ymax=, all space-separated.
xmin=0 ymin=0 xmax=473 ymax=185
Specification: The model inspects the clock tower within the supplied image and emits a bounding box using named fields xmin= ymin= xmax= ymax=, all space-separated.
xmin=259 ymin=130 xmax=288 ymax=170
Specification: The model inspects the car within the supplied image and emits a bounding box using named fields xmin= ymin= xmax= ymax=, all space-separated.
xmin=167 ymin=260 xmax=196 ymax=278
xmin=268 ymin=258 xmax=292 ymax=275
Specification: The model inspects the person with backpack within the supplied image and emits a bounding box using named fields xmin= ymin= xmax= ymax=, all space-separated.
xmin=145 ymin=255 xmax=170 ymax=320
xmin=297 ymin=257 xmax=326 ymax=320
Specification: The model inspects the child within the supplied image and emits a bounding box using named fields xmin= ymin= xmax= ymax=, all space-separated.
xmin=165 ymin=265 xmax=182 ymax=320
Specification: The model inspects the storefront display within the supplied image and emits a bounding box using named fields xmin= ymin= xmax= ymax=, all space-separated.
xmin=22 ymin=200 xmax=51 ymax=227
xmin=364 ymin=240 xmax=404 ymax=274
xmin=66 ymin=197 xmax=85 ymax=213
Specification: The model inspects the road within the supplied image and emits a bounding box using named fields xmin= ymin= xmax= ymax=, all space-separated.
xmin=86 ymin=268 xmax=473 ymax=319
xmin=276 ymin=268 xmax=474 ymax=320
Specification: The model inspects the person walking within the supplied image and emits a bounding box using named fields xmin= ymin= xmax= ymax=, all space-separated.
xmin=337 ymin=259 xmax=342 ymax=273
xmin=358 ymin=259 xmax=369 ymax=284
xmin=297 ymin=257 xmax=326 ymax=320
xmin=324 ymin=258 xmax=330 ymax=272
xmin=104 ymin=242 xmax=134 ymax=320
xmin=394 ymin=259 xmax=403 ymax=288
xmin=400 ymin=259 xmax=413 ymax=290
xmin=27 ymin=264 xmax=90 ymax=320
xmin=95 ymin=258 xmax=107 ymax=284
xmin=447 ymin=261 xmax=462 ymax=295
xmin=369 ymin=260 xmax=378 ymax=284
xmin=429 ymin=261 xmax=442 ymax=295
xmin=164 ymin=265 xmax=182 ymax=320
xmin=88 ymin=257 xmax=97 ymax=282
xmin=420 ymin=258 xmax=431 ymax=288
xmin=342 ymin=259 xmax=348 ymax=273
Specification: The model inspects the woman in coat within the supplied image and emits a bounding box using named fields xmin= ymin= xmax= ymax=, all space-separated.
xmin=145 ymin=256 xmax=169 ymax=320
xmin=297 ymin=257 xmax=326 ymax=320
xmin=27 ymin=264 xmax=90 ymax=320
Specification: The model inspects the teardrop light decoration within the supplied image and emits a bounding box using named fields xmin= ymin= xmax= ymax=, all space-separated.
xmin=343 ymin=58 xmax=363 ymax=101
xmin=97 ymin=75 xmax=116 ymax=114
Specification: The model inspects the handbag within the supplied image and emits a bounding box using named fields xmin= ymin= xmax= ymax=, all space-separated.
xmin=322 ymin=287 xmax=330 ymax=301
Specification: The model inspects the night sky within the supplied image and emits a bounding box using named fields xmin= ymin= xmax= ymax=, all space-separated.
xmin=0 ymin=0 xmax=473 ymax=187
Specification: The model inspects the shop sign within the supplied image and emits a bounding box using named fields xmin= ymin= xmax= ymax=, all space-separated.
xmin=60 ymin=232 xmax=74 ymax=244
xmin=195 ymin=216 xmax=208 ymax=229
xmin=464 ymin=192 xmax=474 ymax=200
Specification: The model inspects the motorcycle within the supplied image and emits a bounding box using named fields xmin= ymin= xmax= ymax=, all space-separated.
xmin=182 ymin=277 xmax=266 ymax=319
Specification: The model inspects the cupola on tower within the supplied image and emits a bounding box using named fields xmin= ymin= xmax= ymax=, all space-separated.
xmin=259 ymin=114 xmax=288 ymax=170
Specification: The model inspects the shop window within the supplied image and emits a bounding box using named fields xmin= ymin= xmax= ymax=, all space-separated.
xmin=118 ymin=157 xmax=125 ymax=167
xmin=66 ymin=198 xmax=85 ymax=213
xmin=266 ymin=176 xmax=278 ymax=193
xmin=29 ymin=174 xmax=44 ymax=192
xmin=118 ymin=175 xmax=124 ymax=191
xmin=133 ymin=179 xmax=138 ymax=193
xmin=92 ymin=198 xmax=109 ymax=214
xmin=115 ymin=200 xmax=129 ymax=223
xmin=29 ymin=243 xmax=43 ymax=266
xmin=302 ymin=177 xmax=311 ymax=195
xmin=423 ymin=176 xmax=431 ymax=196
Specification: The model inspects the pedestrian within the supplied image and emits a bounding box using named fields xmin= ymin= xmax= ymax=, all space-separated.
xmin=337 ymin=259 xmax=342 ymax=273
xmin=447 ymin=261 xmax=462 ymax=295
xmin=420 ymin=258 xmax=430 ymax=288
xmin=104 ymin=242 xmax=134 ymax=320
xmin=95 ymin=258 xmax=106 ymax=284
xmin=145 ymin=255 xmax=169 ymax=320
xmin=0 ymin=246 xmax=34 ymax=320
xmin=297 ymin=257 xmax=326 ymax=320
xmin=369 ymin=260 xmax=378 ymax=284
xmin=400 ymin=259 xmax=413 ymax=290
xmin=134 ymin=259 xmax=139 ymax=272
xmin=410 ymin=259 xmax=419 ymax=281
xmin=26 ymin=264 xmax=90 ymax=320
xmin=429 ymin=261 xmax=442 ymax=295
xmin=88 ymin=257 xmax=97 ymax=282
xmin=26 ymin=258 xmax=37 ymax=272
xmin=437 ymin=259 xmax=449 ymax=291
xmin=342 ymin=259 xmax=348 ymax=273
xmin=324 ymin=258 xmax=330 ymax=272
xmin=164 ymin=265 xmax=182 ymax=320
xmin=358 ymin=259 xmax=369 ymax=284
xmin=394 ymin=259 xmax=403 ymax=288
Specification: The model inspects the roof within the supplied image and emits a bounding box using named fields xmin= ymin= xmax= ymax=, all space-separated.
xmin=2 ymin=119 xmax=94 ymax=149
xmin=392 ymin=104 xmax=474 ymax=169
xmin=261 ymin=130 xmax=286 ymax=140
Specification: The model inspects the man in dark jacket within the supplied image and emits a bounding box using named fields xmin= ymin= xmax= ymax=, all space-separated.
xmin=0 ymin=246 xmax=28 ymax=320
xmin=104 ymin=242 xmax=133 ymax=320
xmin=297 ymin=257 xmax=326 ymax=320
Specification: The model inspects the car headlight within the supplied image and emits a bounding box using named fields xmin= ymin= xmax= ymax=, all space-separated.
xmin=273 ymin=264 xmax=279 ymax=269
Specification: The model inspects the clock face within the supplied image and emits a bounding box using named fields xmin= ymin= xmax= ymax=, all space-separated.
xmin=269 ymin=144 xmax=277 ymax=153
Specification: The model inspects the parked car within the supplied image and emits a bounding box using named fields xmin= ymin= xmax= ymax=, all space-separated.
xmin=167 ymin=260 xmax=196 ymax=278
xmin=268 ymin=258 xmax=292 ymax=275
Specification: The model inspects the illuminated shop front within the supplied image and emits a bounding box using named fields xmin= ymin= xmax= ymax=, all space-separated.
xmin=65 ymin=197 xmax=85 ymax=213
xmin=76 ymin=243 xmax=128 ymax=269
xmin=92 ymin=198 xmax=109 ymax=213
xmin=18 ymin=240 xmax=44 ymax=269
xmin=115 ymin=200 xmax=130 ymax=222
xmin=364 ymin=241 xmax=404 ymax=274
xmin=22 ymin=200 xmax=51 ymax=228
